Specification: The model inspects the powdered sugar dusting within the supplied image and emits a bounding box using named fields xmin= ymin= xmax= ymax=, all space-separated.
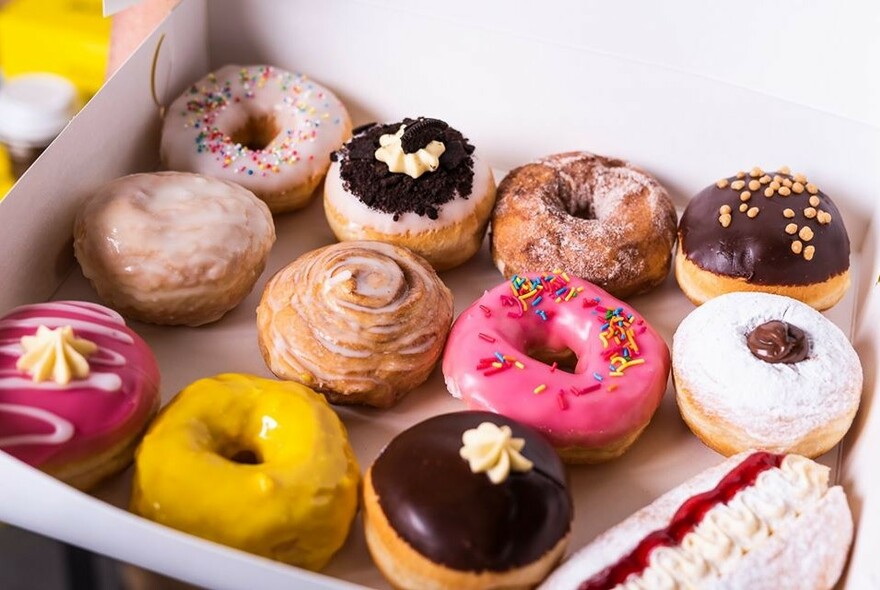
xmin=673 ymin=292 xmax=862 ymax=446
xmin=491 ymin=152 xmax=677 ymax=297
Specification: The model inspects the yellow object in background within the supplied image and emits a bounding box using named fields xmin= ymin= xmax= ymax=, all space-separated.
xmin=0 ymin=0 xmax=110 ymax=102
xmin=0 ymin=146 xmax=12 ymax=201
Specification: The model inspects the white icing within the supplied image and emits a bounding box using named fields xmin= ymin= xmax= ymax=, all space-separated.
xmin=0 ymin=403 xmax=74 ymax=447
xmin=0 ymin=372 xmax=122 ymax=392
xmin=616 ymin=455 xmax=827 ymax=589
xmin=8 ymin=302 xmax=125 ymax=324
xmin=0 ymin=317 xmax=133 ymax=344
xmin=672 ymin=292 xmax=862 ymax=447
xmin=160 ymin=64 xmax=349 ymax=197
xmin=325 ymin=150 xmax=493 ymax=234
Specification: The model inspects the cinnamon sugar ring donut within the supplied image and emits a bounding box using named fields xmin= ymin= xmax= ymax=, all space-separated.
xmin=491 ymin=152 xmax=677 ymax=298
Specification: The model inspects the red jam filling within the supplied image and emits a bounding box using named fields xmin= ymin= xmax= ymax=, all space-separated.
xmin=578 ymin=452 xmax=785 ymax=590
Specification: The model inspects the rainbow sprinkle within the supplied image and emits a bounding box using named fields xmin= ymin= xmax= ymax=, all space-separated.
xmin=598 ymin=305 xmax=647 ymax=377
xmin=180 ymin=66 xmax=340 ymax=176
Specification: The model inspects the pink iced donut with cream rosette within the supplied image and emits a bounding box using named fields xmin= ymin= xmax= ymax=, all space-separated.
xmin=442 ymin=272 xmax=670 ymax=463
xmin=0 ymin=301 xmax=160 ymax=490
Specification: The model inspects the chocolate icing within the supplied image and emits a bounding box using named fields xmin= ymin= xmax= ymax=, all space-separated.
xmin=679 ymin=172 xmax=849 ymax=285
xmin=335 ymin=117 xmax=475 ymax=220
xmin=747 ymin=320 xmax=809 ymax=364
xmin=370 ymin=411 xmax=572 ymax=572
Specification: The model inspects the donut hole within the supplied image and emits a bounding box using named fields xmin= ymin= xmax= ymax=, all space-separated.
xmin=526 ymin=345 xmax=579 ymax=373
xmin=223 ymin=447 xmax=263 ymax=465
xmin=557 ymin=180 xmax=596 ymax=220
xmin=230 ymin=115 xmax=280 ymax=151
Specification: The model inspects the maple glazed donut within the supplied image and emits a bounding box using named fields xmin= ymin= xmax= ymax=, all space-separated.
xmin=161 ymin=64 xmax=352 ymax=213
xmin=491 ymin=152 xmax=677 ymax=298
xmin=540 ymin=451 xmax=853 ymax=590
xmin=257 ymin=241 xmax=454 ymax=408
xmin=676 ymin=166 xmax=850 ymax=310
xmin=131 ymin=374 xmax=359 ymax=571
xmin=74 ymin=172 xmax=275 ymax=327
xmin=0 ymin=301 xmax=160 ymax=491
xmin=324 ymin=117 xmax=496 ymax=271
xmin=672 ymin=292 xmax=862 ymax=458
xmin=442 ymin=272 xmax=671 ymax=463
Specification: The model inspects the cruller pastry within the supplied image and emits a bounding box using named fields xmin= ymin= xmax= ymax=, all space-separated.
xmin=74 ymin=172 xmax=275 ymax=327
xmin=324 ymin=117 xmax=496 ymax=271
xmin=676 ymin=166 xmax=850 ymax=310
xmin=672 ymin=291 xmax=862 ymax=458
xmin=540 ymin=451 xmax=853 ymax=590
xmin=257 ymin=240 xmax=454 ymax=407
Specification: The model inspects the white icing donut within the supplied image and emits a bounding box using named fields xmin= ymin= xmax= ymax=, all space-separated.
xmin=672 ymin=292 xmax=862 ymax=457
xmin=74 ymin=172 xmax=275 ymax=327
xmin=161 ymin=64 xmax=351 ymax=213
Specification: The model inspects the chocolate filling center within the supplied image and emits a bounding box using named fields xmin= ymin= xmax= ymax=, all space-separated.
xmin=746 ymin=320 xmax=809 ymax=364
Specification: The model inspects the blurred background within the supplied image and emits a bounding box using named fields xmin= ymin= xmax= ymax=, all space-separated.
xmin=0 ymin=0 xmax=109 ymax=201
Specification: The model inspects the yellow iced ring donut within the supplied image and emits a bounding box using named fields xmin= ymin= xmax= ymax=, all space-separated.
xmin=130 ymin=373 xmax=360 ymax=571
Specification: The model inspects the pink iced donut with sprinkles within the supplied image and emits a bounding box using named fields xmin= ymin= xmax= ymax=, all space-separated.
xmin=161 ymin=64 xmax=352 ymax=213
xmin=0 ymin=301 xmax=160 ymax=490
xmin=442 ymin=272 xmax=670 ymax=463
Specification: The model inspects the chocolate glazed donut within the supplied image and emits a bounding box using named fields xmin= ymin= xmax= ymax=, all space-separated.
xmin=491 ymin=152 xmax=678 ymax=299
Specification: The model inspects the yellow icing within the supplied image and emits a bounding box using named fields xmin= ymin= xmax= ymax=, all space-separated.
xmin=459 ymin=421 xmax=533 ymax=484
xmin=130 ymin=373 xmax=360 ymax=571
xmin=17 ymin=325 xmax=97 ymax=384
xmin=374 ymin=124 xmax=445 ymax=178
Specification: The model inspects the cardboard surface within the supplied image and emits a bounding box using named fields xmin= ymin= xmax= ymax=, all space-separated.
xmin=0 ymin=1 xmax=878 ymax=588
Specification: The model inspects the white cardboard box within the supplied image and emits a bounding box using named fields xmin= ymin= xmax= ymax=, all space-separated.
xmin=1 ymin=1 xmax=879 ymax=588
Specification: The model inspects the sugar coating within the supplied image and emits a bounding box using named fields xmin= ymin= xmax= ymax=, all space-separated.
xmin=672 ymin=292 xmax=862 ymax=447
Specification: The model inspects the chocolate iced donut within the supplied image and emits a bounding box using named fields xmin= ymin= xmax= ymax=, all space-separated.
xmin=491 ymin=152 xmax=678 ymax=298
xmin=672 ymin=292 xmax=862 ymax=458
xmin=363 ymin=411 xmax=573 ymax=589
xmin=676 ymin=166 xmax=850 ymax=310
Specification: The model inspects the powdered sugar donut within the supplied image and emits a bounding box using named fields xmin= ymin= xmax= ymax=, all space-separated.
xmin=672 ymin=292 xmax=862 ymax=458
xmin=0 ymin=301 xmax=160 ymax=490
xmin=161 ymin=64 xmax=351 ymax=213
xmin=442 ymin=272 xmax=670 ymax=463
xmin=491 ymin=152 xmax=677 ymax=298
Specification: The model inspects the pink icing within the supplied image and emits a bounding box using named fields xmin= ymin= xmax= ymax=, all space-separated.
xmin=0 ymin=301 xmax=160 ymax=469
xmin=442 ymin=274 xmax=670 ymax=448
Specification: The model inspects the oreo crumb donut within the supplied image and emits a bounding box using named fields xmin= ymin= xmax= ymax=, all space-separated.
xmin=324 ymin=117 xmax=496 ymax=271
xmin=676 ymin=166 xmax=850 ymax=310
xmin=491 ymin=152 xmax=677 ymax=298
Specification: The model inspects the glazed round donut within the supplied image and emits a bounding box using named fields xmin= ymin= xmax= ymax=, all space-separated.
xmin=131 ymin=373 xmax=359 ymax=571
xmin=491 ymin=152 xmax=677 ymax=298
xmin=540 ymin=452 xmax=853 ymax=590
xmin=364 ymin=411 xmax=573 ymax=590
xmin=257 ymin=241 xmax=454 ymax=408
xmin=672 ymin=292 xmax=862 ymax=458
xmin=442 ymin=272 xmax=670 ymax=463
xmin=74 ymin=172 xmax=275 ymax=327
xmin=161 ymin=64 xmax=352 ymax=213
xmin=0 ymin=301 xmax=160 ymax=491
xmin=324 ymin=117 xmax=496 ymax=271
xmin=676 ymin=166 xmax=850 ymax=310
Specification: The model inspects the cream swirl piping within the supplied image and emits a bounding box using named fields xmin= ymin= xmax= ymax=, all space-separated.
xmin=374 ymin=125 xmax=445 ymax=178
xmin=618 ymin=455 xmax=828 ymax=589
xmin=459 ymin=422 xmax=534 ymax=484
xmin=259 ymin=241 xmax=454 ymax=406
xmin=16 ymin=325 xmax=98 ymax=385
